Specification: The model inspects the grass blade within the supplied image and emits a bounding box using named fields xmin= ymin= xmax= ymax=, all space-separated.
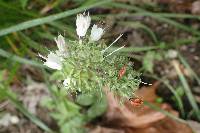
xmin=19 ymin=32 xmax=48 ymax=53
xmin=161 ymin=80 xmax=185 ymax=117
xmin=144 ymin=74 xmax=185 ymax=117
xmin=109 ymin=12 xmax=200 ymax=20
xmin=110 ymin=2 xmax=200 ymax=36
xmin=0 ymin=0 xmax=111 ymax=37
xmin=0 ymin=48 xmax=44 ymax=68
xmin=118 ymin=21 xmax=158 ymax=43
xmin=172 ymin=60 xmax=200 ymax=120
xmin=178 ymin=54 xmax=200 ymax=86
xmin=144 ymin=101 xmax=187 ymax=124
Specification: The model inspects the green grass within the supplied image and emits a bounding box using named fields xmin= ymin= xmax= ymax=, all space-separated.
xmin=0 ymin=0 xmax=111 ymax=36
xmin=178 ymin=54 xmax=200 ymax=86
xmin=109 ymin=2 xmax=200 ymax=36
xmin=0 ymin=48 xmax=44 ymax=68
xmin=161 ymin=80 xmax=185 ymax=118
xmin=144 ymin=101 xmax=187 ymax=124
xmin=118 ymin=21 xmax=158 ymax=43
xmin=172 ymin=60 xmax=200 ymax=120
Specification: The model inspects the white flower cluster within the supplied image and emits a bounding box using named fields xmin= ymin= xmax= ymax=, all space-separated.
xmin=39 ymin=12 xmax=105 ymax=87
xmin=40 ymin=12 xmax=105 ymax=70
xmin=76 ymin=12 xmax=104 ymax=41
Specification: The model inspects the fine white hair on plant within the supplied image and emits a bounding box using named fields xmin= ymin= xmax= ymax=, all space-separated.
xmin=76 ymin=12 xmax=91 ymax=38
xmin=90 ymin=24 xmax=104 ymax=41
xmin=101 ymin=34 xmax=123 ymax=53
xmin=39 ymin=52 xmax=63 ymax=70
xmin=104 ymin=45 xmax=125 ymax=58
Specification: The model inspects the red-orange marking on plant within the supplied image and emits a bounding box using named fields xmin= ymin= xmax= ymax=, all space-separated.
xmin=118 ymin=65 xmax=126 ymax=79
xmin=129 ymin=97 xmax=144 ymax=107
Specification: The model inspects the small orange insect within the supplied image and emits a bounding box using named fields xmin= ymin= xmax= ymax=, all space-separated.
xmin=118 ymin=65 xmax=126 ymax=79
xmin=129 ymin=97 xmax=143 ymax=107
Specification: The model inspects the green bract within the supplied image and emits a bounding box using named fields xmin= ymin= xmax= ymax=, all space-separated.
xmin=56 ymin=39 xmax=141 ymax=100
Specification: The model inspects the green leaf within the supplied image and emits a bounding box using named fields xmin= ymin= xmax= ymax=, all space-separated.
xmin=87 ymin=96 xmax=107 ymax=120
xmin=155 ymin=97 xmax=163 ymax=103
xmin=143 ymin=51 xmax=155 ymax=73
xmin=40 ymin=97 xmax=54 ymax=110
xmin=20 ymin=0 xmax=29 ymax=9
xmin=60 ymin=117 xmax=85 ymax=133
xmin=143 ymin=51 xmax=162 ymax=73
xmin=50 ymin=71 xmax=64 ymax=81
xmin=0 ymin=70 xmax=4 ymax=82
xmin=175 ymin=86 xmax=185 ymax=97
xmin=0 ymin=86 xmax=7 ymax=101
xmin=76 ymin=94 xmax=94 ymax=106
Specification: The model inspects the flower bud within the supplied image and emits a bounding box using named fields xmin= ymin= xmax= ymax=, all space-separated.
xmin=54 ymin=34 xmax=66 ymax=52
xmin=39 ymin=52 xmax=62 ymax=70
xmin=76 ymin=12 xmax=91 ymax=37
xmin=54 ymin=35 xmax=68 ymax=57
xmin=90 ymin=24 xmax=104 ymax=41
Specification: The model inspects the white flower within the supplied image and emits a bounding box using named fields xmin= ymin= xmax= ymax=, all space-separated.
xmin=39 ymin=52 xmax=62 ymax=70
xmin=0 ymin=113 xmax=19 ymax=126
xmin=10 ymin=116 xmax=19 ymax=124
xmin=166 ymin=49 xmax=178 ymax=59
xmin=63 ymin=78 xmax=71 ymax=87
xmin=76 ymin=12 xmax=91 ymax=37
xmin=54 ymin=35 xmax=68 ymax=57
xmin=54 ymin=34 xmax=66 ymax=52
xmin=90 ymin=24 xmax=104 ymax=41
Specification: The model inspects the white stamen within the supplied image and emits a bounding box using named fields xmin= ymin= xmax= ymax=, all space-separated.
xmin=104 ymin=45 xmax=125 ymax=58
xmin=133 ymin=78 xmax=153 ymax=86
xmin=141 ymin=81 xmax=152 ymax=86
xmin=102 ymin=34 xmax=123 ymax=53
